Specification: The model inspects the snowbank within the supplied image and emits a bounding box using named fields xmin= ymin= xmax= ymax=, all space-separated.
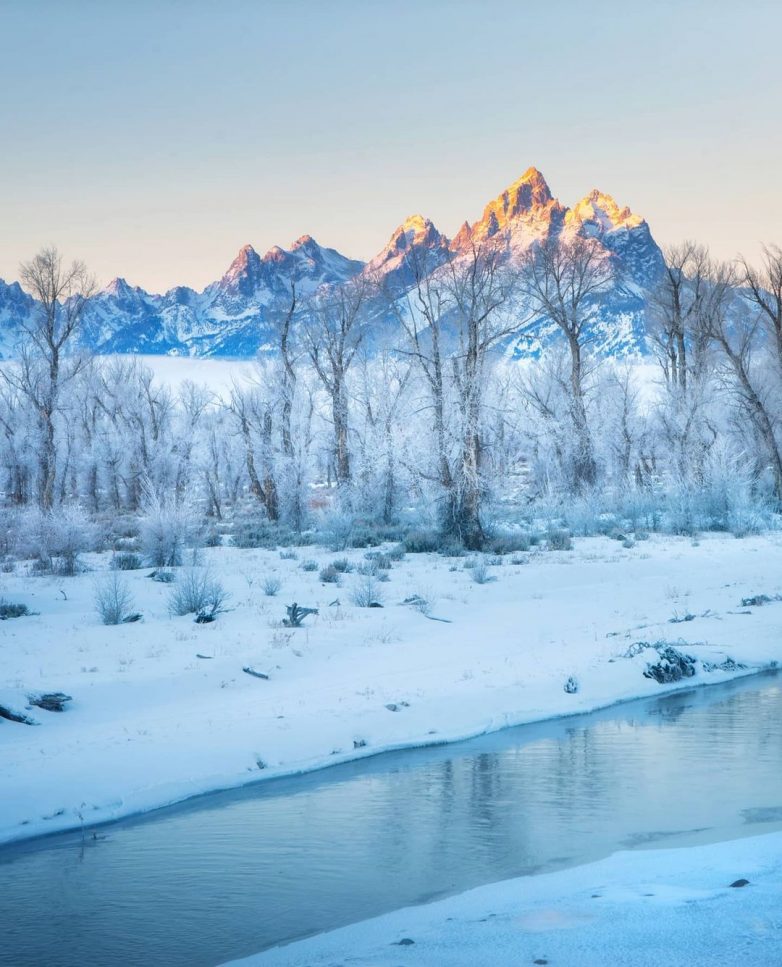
xmin=228 ymin=831 xmax=782 ymax=966
xmin=1 ymin=533 xmax=781 ymax=845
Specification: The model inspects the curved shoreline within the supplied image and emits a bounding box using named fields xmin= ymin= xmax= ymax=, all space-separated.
xmin=2 ymin=663 xmax=776 ymax=852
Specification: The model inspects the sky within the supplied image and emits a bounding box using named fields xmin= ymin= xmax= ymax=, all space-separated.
xmin=1 ymin=0 xmax=780 ymax=293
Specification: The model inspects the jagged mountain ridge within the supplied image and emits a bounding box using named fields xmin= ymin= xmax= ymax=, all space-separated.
xmin=0 ymin=168 xmax=664 ymax=359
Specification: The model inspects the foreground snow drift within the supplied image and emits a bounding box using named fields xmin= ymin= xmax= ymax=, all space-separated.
xmin=1 ymin=533 xmax=781 ymax=845
xmin=229 ymin=831 xmax=782 ymax=966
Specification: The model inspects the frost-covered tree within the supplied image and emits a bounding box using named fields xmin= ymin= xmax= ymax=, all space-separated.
xmin=392 ymin=241 xmax=520 ymax=547
xmin=700 ymin=260 xmax=782 ymax=500
xmin=302 ymin=275 xmax=372 ymax=501
xmin=1 ymin=248 xmax=95 ymax=509
xmin=519 ymin=236 xmax=613 ymax=488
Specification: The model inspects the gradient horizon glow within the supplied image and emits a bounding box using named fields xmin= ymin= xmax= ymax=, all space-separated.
xmin=1 ymin=0 xmax=780 ymax=293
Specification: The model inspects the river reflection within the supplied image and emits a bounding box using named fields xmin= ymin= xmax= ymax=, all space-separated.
xmin=1 ymin=673 xmax=780 ymax=967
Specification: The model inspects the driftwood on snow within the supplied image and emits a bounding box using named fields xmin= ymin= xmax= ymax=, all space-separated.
xmin=242 ymin=666 xmax=270 ymax=680
xmin=283 ymin=602 xmax=318 ymax=627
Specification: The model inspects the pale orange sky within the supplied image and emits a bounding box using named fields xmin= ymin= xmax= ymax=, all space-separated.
xmin=1 ymin=0 xmax=780 ymax=293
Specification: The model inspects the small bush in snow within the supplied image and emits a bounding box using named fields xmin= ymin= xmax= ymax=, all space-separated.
xmin=262 ymin=576 xmax=282 ymax=597
xmin=0 ymin=600 xmax=31 ymax=620
xmin=408 ymin=588 xmax=435 ymax=616
xmin=404 ymin=529 xmax=442 ymax=554
xmin=140 ymin=494 xmax=195 ymax=568
xmin=51 ymin=506 xmax=97 ymax=575
xmin=300 ymin=559 xmax=318 ymax=572
xmin=487 ymin=532 xmax=533 ymax=555
xmin=319 ymin=564 xmax=340 ymax=584
xmin=331 ymin=557 xmax=353 ymax=573
xmin=365 ymin=551 xmax=392 ymax=570
xmin=112 ymin=552 xmax=143 ymax=571
xmin=279 ymin=549 xmax=298 ymax=560
xmin=19 ymin=506 xmax=96 ymax=575
xmin=94 ymin=573 xmax=136 ymax=625
xmin=471 ymin=561 xmax=494 ymax=585
xmin=231 ymin=517 xmax=303 ymax=550
xmin=439 ymin=540 xmax=467 ymax=557
xmin=546 ymin=528 xmax=573 ymax=551
xmin=169 ymin=569 xmax=229 ymax=617
xmin=351 ymin=573 xmax=384 ymax=608
xmin=386 ymin=543 xmax=406 ymax=562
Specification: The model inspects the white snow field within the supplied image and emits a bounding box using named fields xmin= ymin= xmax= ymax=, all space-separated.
xmin=1 ymin=532 xmax=781 ymax=846
xmin=228 ymin=831 xmax=782 ymax=967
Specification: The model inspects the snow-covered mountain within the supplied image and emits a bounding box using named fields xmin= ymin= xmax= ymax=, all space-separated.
xmin=0 ymin=168 xmax=664 ymax=359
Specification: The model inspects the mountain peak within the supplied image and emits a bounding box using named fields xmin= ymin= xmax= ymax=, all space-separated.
xmin=290 ymin=234 xmax=317 ymax=251
xmin=372 ymin=214 xmax=444 ymax=263
xmin=221 ymin=243 xmax=264 ymax=294
xmin=103 ymin=277 xmax=132 ymax=297
xmin=567 ymin=190 xmax=643 ymax=234
xmin=228 ymin=243 xmax=260 ymax=268
xmin=470 ymin=166 xmax=558 ymax=242
xmin=495 ymin=166 xmax=553 ymax=210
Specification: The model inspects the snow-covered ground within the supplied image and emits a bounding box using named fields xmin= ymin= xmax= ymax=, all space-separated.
xmin=230 ymin=831 xmax=782 ymax=966
xmin=1 ymin=532 xmax=781 ymax=846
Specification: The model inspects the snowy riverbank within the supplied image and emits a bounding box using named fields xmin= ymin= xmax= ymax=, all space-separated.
xmin=230 ymin=831 xmax=782 ymax=966
xmin=1 ymin=532 xmax=781 ymax=846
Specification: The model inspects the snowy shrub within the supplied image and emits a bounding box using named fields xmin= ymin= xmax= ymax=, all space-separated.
xmin=345 ymin=525 xmax=387 ymax=548
xmin=365 ymin=550 xmax=392 ymax=570
xmin=279 ymin=549 xmax=298 ymax=560
xmin=319 ymin=564 xmax=340 ymax=584
xmin=112 ymin=552 xmax=143 ymax=571
xmin=94 ymin=573 xmax=136 ymax=625
xmin=300 ymin=559 xmax=318 ymax=572
xmin=0 ymin=600 xmax=31 ymax=620
xmin=262 ymin=576 xmax=282 ymax=597
xmin=139 ymin=493 xmax=196 ymax=568
xmin=331 ymin=557 xmax=353 ymax=573
xmin=558 ymin=491 xmax=606 ymax=537
xmin=351 ymin=572 xmax=384 ymax=608
xmin=169 ymin=568 xmax=229 ymax=617
xmin=471 ymin=560 xmax=493 ymax=585
xmin=408 ymin=588 xmax=435 ymax=616
xmin=48 ymin=506 xmax=96 ymax=575
xmin=385 ymin=543 xmax=406 ymax=562
xmin=322 ymin=510 xmax=356 ymax=551
xmin=546 ymin=528 xmax=573 ymax=551
xmin=231 ymin=517 xmax=280 ymax=549
xmin=203 ymin=528 xmax=222 ymax=548
xmin=487 ymin=531 xmax=533 ymax=555
xmin=18 ymin=506 xmax=96 ymax=575
xmin=404 ymin=529 xmax=442 ymax=554
xmin=322 ymin=510 xmax=404 ymax=550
